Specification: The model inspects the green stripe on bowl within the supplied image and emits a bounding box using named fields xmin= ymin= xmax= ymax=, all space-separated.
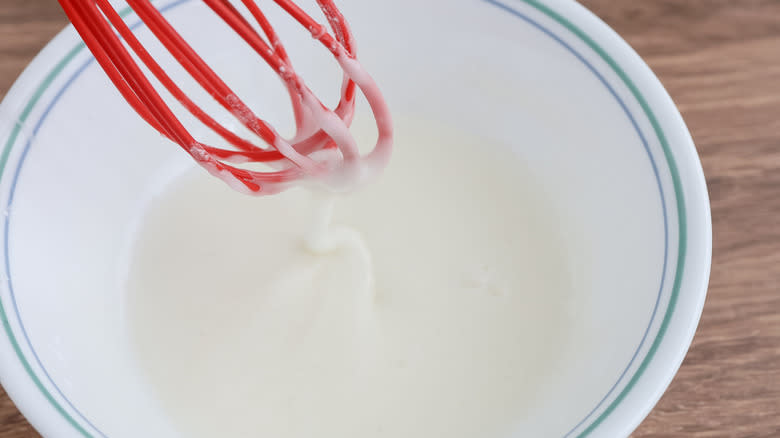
xmin=0 ymin=41 xmax=92 ymax=438
xmin=512 ymin=0 xmax=687 ymax=436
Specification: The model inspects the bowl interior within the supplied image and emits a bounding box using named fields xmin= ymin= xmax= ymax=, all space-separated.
xmin=0 ymin=0 xmax=708 ymax=437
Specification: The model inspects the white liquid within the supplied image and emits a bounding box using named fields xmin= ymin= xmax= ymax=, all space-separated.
xmin=126 ymin=120 xmax=576 ymax=438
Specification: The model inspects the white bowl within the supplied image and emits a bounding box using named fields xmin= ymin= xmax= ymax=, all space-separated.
xmin=0 ymin=0 xmax=711 ymax=436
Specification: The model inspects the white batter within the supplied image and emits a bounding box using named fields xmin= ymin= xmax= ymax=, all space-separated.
xmin=125 ymin=119 xmax=575 ymax=438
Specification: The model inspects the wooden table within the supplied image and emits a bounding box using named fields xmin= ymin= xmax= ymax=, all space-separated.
xmin=1 ymin=0 xmax=779 ymax=436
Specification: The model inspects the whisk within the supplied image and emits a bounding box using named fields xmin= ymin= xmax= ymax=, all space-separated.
xmin=57 ymin=0 xmax=393 ymax=194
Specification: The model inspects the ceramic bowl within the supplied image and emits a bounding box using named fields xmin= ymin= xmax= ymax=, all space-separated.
xmin=0 ymin=0 xmax=711 ymax=436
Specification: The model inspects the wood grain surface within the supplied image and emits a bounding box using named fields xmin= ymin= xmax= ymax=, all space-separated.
xmin=1 ymin=0 xmax=779 ymax=437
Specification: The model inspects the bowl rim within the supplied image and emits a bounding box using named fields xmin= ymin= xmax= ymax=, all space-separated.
xmin=0 ymin=0 xmax=712 ymax=437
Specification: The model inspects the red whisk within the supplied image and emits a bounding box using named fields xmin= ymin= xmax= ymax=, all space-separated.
xmin=57 ymin=0 xmax=393 ymax=194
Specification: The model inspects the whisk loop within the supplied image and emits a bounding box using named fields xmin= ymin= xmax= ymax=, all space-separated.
xmin=57 ymin=0 xmax=393 ymax=194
